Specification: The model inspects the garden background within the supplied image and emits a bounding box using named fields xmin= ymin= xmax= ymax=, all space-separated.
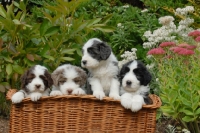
xmin=0 ymin=0 xmax=200 ymax=132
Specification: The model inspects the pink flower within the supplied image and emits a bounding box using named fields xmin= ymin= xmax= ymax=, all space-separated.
xmin=147 ymin=48 xmax=165 ymax=55
xmin=188 ymin=30 xmax=200 ymax=37
xmin=170 ymin=47 xmax=185 ymax=53
xmin=186 ymin=45 xmax=197 ymax=50
xmin=178 ymin=43 xmax=190 ymax=48
xmin=159 ymin=42 xmax=176 ymax=47
xmin=195 ymin=36 xmax=200 ymax=42
xmin=177 ymin=49 xmax=194 ymax=55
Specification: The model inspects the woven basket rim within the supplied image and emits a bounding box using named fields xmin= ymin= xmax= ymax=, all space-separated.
xmin=6 ymin=89 xmax=162 ymax=109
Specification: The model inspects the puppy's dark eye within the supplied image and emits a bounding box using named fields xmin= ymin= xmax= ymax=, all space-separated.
xmin=74 ymin=77 xmax=81 ymax=84
xmin=125 ymin=67 xmax=130 ymax=73
xmin=40 ymin=75 xmax=47 ymax=81
xmin=27 ymin=74 xmax=35 ymax=82
xmin=59 ymin=80 xmax=66 ymax=85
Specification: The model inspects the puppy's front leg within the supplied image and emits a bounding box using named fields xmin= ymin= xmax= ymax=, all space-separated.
xmin=30 ymin=92 xmax=42 ymax=102
xmin=11 ymin=90 xmax=26 ymax=103
xmin=72 ymin=88 xmax=86 ymax=95
xmin=90 ymin=78 xmax=105 ymax=100
xmin=50 ymin=86 xmax=63 ymax=96
xmin=109 ymin=78 xmax=120 ymax=100
xmin=120 ymin=93 xmax=132 ymax=109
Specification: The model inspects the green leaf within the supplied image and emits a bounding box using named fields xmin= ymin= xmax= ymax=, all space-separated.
xmin=180 ymin=108 xmax=194 ymax=116
xmin=101 ymin=14 xmax=113 ymax=24
xmin=195 ymin=108 xmax=200 ymax=115
xmin=0 ymin=5 xmax=7 ymax=18
xmin=182 ymin=116 xmax=195 ymax=122
xmin=40 ymin=19 xmax=50 ymax=36
xmin=6 ymin=64 xmax=12 ymax=75
xmin=13 ymin=65 xmax=24 ymax=74
xmin=43 ymin=55 xmax=55 ymax=61
xmin=13 ymin=19 xmax=21 ymax=25
xmin=86 ymin=18 xmax=102 ymax=27
xmin=61 ymin=49 xmax=76 ymax=54
xmin=60 ymin=57 xmax=75 ymax=61
xmin=44 ymin=26 xmax=60 ymax=36
xmin=3 ymin=56 xmax=13 ymax=63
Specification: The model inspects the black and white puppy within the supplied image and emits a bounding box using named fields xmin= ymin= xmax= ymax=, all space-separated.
xmin=119 ymin=60 xmax=152 ymax=112
xmin=50 ymin=64 xmax=87 ymax=96
xmin=11 ymin=65 xmax=53 ymax=103
xmin=81 ymin=38 xmax=120 ymax=100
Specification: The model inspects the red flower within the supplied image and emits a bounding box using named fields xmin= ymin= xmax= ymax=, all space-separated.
xmin=195 ymin=36 xmax=200 ymax=42
xmin=159 ymin=42 xmax=176 ymax=47
xmin=147 ymin=48 xmax=166 ymax=55
xmin=188 ymin=30 xmax=200 ymax=37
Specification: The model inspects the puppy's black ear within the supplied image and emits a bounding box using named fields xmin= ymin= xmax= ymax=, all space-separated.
xmin=44 ymin=70 xmax=53 ymax=88
xmin=138 ymin=61 xmax=152 ymax=86
xmin=20 ymin=69 xmax=29 ymax=90
xmin=99 ymin=42 xmax=111 ymax=60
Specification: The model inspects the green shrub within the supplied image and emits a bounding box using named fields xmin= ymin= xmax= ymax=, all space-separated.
xmin=0 ymin=0 xmax=114 ymax=115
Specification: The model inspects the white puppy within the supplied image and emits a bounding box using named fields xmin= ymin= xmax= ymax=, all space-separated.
xmin=81 ymin=38 xmax=120 ymax=100
xmin=119 ymin=60 xmax=152 ymax=112
xmin=50 ymin=64 xmax=87 ymax=96
xmin=11 ymin=65 xmax=53 ymax=103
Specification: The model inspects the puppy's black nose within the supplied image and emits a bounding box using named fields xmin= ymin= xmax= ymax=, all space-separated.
xmin=35 ymin=84 xmax=41 ymax=89
xmin=82 ymin=60 xmax=87 ymax=65
xmin=67 ymin=89 xmax=73 ymax=94
xmin=126 ymin=80 xmax=132 ymax=85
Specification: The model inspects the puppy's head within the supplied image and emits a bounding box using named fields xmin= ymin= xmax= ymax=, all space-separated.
xmin=81 ymin=38 xmax=111 ymax=68
xmin=21 ymin=65 xmax=53 ymax=93
xmin=119 ymin=60 xmax=152 ymax=92
xmin=51 ymin=64 xmax=87 ymax=95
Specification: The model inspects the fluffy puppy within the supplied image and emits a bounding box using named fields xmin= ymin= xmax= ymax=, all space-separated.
xmin=50 ymin=64 xmax=87 ymax=96
xmin=11 ymin=65 xmax=53 ymax=103
xmin=119 ymin=60 xmax=152 ymax=112
xmin=81 ymin=38 xmax=120 ymax=100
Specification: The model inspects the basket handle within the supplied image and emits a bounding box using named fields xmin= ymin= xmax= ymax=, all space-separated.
xmin=6 ymin=89 xmax=17 ymax=100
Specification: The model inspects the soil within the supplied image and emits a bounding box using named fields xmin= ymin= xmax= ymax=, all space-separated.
xmin=0 ymin=116 xmax=183 ymax=133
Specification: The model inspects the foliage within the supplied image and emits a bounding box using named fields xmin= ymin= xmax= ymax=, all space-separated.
xmin=148 ymin=39 xmax=200 ymax=132
xmin=76 ymin=0 xmax=161 ymax=60
xmin=0 ymin=0 xmax=114 ymax=115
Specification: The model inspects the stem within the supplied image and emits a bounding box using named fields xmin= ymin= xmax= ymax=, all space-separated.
xmin=193 ymin=121 xmax=200 ymax=133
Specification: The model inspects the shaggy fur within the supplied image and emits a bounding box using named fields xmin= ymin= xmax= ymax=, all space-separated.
xmin=119 ymin=60 xmax=152 ymax=112
xmin=81 ymin=38 xmax=120 ymax=100
xmin=50 ymin=64 xmax=87 ymax=96
xmin=11 ymin=65 xmax=53 ymax=103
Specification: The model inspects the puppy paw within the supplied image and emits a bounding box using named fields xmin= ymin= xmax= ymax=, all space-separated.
xmin=120 ymin=93 xmax=132 ymax=109
xmin=50 ymin=90 xmax=62 ymax=96
xmin=72 ymin=88 xmax=86 ymax=95
xmin=109 ymin=93 xmax=121 ymax=100
xmin=130 ymin=95 xmax=144 ymax=112
xmin=30 ymin=92 xmax=42 ymax=102
xmin=11 ymin=92 xmax=25 ymax=103
xmin=93 ymin=91 xmax=105 ymax=100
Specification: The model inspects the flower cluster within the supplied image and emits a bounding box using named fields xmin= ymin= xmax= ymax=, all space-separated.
xmin=118 ymin=48 xmax=137 ymax=68
xmin=143 ymin=6 xmax=195 ymax=49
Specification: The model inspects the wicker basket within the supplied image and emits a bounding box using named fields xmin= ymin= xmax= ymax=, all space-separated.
xmin=7 ymin=89 xmax=161 ymax=133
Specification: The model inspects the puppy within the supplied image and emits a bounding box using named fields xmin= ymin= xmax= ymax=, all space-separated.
xmin=11 ymin=65 xmax=53 ymax=103
xmin=119 ymin=60 xmax=152 ymax=112
xmin=81 ymin=38 xmax=120 ymax=100
xmin=50 ymin=64 xmax=87 ymax=96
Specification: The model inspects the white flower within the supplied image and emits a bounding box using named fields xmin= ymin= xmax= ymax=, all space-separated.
xmin=122 ymin=5 xmax=129 ymax=9
xmin=141 ymin=9 xmax=148 ymax=13
xmin=159 ymin=16 xmax=174 ymax=26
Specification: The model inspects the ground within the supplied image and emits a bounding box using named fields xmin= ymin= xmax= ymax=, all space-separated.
xmin=0 ymin=116 xmax=182 ymax=133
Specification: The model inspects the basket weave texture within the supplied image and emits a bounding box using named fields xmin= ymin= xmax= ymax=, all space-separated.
xmin=7 ymin=89 xmax=161 ymax=133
